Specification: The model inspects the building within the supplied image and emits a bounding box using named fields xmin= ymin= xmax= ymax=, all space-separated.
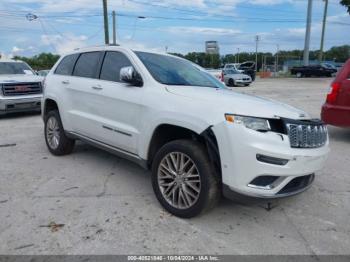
xmin=205 ymin=41 xmax=219 ymax=54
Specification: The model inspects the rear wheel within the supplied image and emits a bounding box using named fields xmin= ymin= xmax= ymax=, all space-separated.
xmin=151 ymin=140 xmax=220 ymax=218
xmin=44 ymin=110 xmax=75 ymax=155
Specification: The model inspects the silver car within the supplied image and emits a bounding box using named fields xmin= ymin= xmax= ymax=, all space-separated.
xmin=223 ymin=69 xmax=252 ymax=87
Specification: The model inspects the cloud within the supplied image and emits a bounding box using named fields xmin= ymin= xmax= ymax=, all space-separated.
xmin=167 ymin=26 xmax=241 ymax=36
xmin=41 ymin=33 xmax=88 ymax=54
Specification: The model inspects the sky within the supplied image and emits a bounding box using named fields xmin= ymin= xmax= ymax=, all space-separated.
xmin=0 ymin=0 xmax=349 ymax=58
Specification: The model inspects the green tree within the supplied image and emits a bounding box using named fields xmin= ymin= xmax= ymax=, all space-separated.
xmin=340 ymin=0 xmax=350 ymax=14
xmin=13 ymin=52 xmax=60 ymax=70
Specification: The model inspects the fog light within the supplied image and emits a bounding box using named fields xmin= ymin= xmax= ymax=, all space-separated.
xmin=256 ymin=154 xmax=288 ymax=166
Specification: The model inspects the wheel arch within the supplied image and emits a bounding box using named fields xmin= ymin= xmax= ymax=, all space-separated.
xmin=146 ymin=124 xmax=222 ymax=180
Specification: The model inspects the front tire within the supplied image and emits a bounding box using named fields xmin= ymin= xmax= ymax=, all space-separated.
xmin=151 ymin=140 xmax=220 ymax=218
xmin=228 ymin=78 xmax=235 ymax=87
xmin=44 ymin=110 xmax=75 ymax=155
xmin=296 ymin=72 xmax=302 ymax=78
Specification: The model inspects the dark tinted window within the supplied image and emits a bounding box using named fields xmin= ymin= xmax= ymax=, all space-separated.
xmin=73 ymin=52 xmax=101 ymax=78
xmin=55 ymin=54 xmax=79 ymax=75
xmin=100 ymin=51 xmax=132 ymax=82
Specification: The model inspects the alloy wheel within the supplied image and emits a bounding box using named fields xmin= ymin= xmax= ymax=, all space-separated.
xmin=157 ymin=152 xmax=201 ymax=209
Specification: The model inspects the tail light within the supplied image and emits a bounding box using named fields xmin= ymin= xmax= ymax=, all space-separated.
xmin=326 ymin=82 xmax=341 ymax=104
xmin=220 ymin=71 xmax=224 ymax=82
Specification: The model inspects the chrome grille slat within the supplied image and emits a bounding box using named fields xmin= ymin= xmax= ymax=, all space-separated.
xmin=2 ymin=82 xmax=42 ymax=96
xmin=286 ymin=122 xmax=327 ymax=148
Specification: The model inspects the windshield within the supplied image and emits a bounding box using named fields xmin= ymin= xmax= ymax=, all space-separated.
xmin=0 ymin=62 xmax=34 ymax=75
xmin=135 ymin=51 xmax=225 ymax=89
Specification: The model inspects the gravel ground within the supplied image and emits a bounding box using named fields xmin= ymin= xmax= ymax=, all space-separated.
xmin=0 ymin=77 xmax=349 ymax=255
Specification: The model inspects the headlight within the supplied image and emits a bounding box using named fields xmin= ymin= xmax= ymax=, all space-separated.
xmin=225 ymin=114 xmax=271 ymax=132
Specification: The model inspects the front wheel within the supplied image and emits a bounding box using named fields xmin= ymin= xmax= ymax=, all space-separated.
xmin=228 ymin=78 xmax=235 ymax=87
xmin=44 ymin=110 xmax=75 ymax=155
xmin=296 ymin=72 xmax=302 ymax=78
xmin=151 ymin=140 xmax=220 ymax=218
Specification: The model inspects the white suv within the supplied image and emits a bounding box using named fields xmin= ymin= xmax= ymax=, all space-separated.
xmin=42 ymin=45 xmax=329 ymax=218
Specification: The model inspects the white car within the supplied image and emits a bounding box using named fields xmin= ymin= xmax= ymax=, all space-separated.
xmin=42 ymin=45 xmax=329 ymax=218
xmin=223 ymin=69 xmax=252 ymax=87
xmin=0 ymin=59 xmax=43 ymax=115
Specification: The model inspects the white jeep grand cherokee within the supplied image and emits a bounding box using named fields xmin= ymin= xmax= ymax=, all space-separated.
xmin=42 ymin=45 xmax=329 ymax=218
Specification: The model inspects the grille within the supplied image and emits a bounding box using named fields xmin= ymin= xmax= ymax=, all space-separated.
xmin=2 ymin=82 xmax=42 ymax=96
xmin=286 ymin=122 xmax=327 ymax=148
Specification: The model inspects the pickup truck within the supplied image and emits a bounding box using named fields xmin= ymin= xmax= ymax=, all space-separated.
xmin=290 ymin=65 xmax=337 ymax=78
xmin=0 ymin=59 xmax=43 ymax=115
xmin=42 ymin=45 xmax=329 ymax=218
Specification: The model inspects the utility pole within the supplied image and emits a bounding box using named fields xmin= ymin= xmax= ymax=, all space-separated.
xmin=237 ymin=48 xmax=240 ymax=63
xmin=112 ymin=10 xmax=117 ymax=45
xmin=255 ymin=35 xmax=259 ymax=72
xmin=303 ymin=0 xmax=313 ymax=65
xmin=318 ymin=0 xmax=328 ymax=62
xmin=275 ymin=44 xmax=279 ymax=73
xmin=102 ymin=0 xmax=109 ymax=44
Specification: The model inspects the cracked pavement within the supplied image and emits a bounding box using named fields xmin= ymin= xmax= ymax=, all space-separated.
xmin=0 ymin=77 xmax=349 ymax=255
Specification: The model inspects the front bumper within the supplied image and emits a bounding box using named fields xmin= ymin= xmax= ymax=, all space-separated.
xmin=0 ymin=95 xmax=42 ymax=115
xmin=235 ymin=79 xmax=252 ymax=85
xmin=212 ymin=121 xmax=329 ymax=198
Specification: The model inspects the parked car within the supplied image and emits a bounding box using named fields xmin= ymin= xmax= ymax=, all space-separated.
xmin=321 ymin=59 xmax=350 ymax=127
xmin=42 ymin=45 xmax=329 ymax=218
xmin=206 ymin=69 xmax=223 ymax=81
xmin=0 ymin=59 xmax=43 ymax=115
xmin=290 ymin=64 xmax=337 ymax=78
xmin=37 ymin=69 xmax=50 ymax=77
xmin=224 ymin=62 xmax=256 ymax=81
xmin=222 ymin=69 xmax=252 ymax=86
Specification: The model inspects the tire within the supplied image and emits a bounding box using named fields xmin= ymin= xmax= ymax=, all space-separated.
xmin=244 ymin=84 xmax=250 ymax=87
xmin=228 ymin=78 xmax=235 ymax=87
xmin=151 ymin=140 xmax=220 ymax=218
xmin=296 ymin=72 xmax=302 ymax=78
xmin=44 ymin=110 xmax=75 ymax=155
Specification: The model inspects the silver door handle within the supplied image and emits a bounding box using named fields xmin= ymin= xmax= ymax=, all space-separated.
xmin=91 ymin=85 xmax=103 ymax=90
xmin=62 ymin=80 xmax=70 ymax=85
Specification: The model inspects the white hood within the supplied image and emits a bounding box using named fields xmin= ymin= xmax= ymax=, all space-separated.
xmin=0 ymin=74 xmax=43 ymax=83
xmin=166 ymin=86 xmax=310 ymax=120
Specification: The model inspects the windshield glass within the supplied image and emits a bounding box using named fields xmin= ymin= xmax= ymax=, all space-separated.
xmin=0 ymin=62 xmax=34 ymax=75
xmin=135 ymin=51 xmax=225 ymax=89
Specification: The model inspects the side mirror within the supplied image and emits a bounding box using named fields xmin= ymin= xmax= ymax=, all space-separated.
xmin=120 ymin=66 xmax=143 ymax=87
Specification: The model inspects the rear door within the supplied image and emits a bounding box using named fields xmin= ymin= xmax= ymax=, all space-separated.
xmin=64 ymin=51 xmax=105 ymax=138
xmin=91 ymin=51 xmax=144 ymax=154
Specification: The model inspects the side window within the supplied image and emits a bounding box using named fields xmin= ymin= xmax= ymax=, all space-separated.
xmin=73 ymin=52 xmax=101 ymax=78
xmin=55 ymin=54 xmax=79 ymax=75
xmin=100 ymin=51 xmax=132 ymax=82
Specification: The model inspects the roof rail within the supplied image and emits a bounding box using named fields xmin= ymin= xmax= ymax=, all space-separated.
xmin=74 ymin=43 xmax=121 ymax=51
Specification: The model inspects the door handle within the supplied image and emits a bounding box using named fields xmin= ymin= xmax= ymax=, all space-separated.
xmin=91 ymin=85 xmax=103 ymax=90
xmin=62 ymin=80 xmax=70 ymax=85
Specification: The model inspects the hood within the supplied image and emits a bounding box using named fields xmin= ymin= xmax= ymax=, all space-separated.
xmin=165 ymin=85 xmax=310 ymax=120
xmin=0 ymin=74 xmax=43 ymax=83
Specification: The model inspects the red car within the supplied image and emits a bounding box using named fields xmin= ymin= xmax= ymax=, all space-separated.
xmin=321 ymin=59 xmax=350 ymax=127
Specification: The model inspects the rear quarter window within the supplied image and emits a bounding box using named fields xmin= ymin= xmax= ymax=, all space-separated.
xmin=55 ymin=54 xmax=79 ymax=75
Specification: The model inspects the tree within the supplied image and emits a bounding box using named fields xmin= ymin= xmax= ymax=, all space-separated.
xmin=340 ymin=0 xmax=350 ymax=14
xmin=13 ymin=52 xmax=60 ymax=70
